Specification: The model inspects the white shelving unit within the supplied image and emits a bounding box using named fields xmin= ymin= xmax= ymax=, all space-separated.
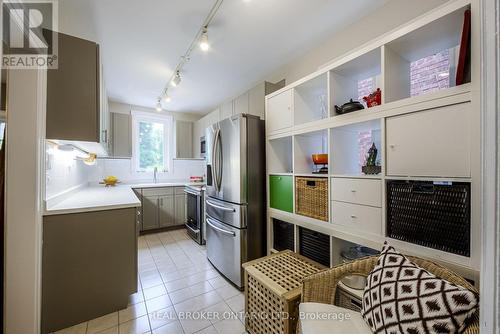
xmin=265 ymin=0 xmax=480 ymax=283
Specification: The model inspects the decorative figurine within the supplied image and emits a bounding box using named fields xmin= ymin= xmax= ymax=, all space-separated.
xmin=362 ymin=143 xmax=381 ymax=175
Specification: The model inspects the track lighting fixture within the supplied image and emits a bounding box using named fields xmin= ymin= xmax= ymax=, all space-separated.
xmin=156 ymin=0 xmax=223 ymax=107
xmin=156 ymin=99 xmax=162 ymax=111
xmin=199 ymin=26 xmax=209 ymax=51
xmin=170 ymin=71 xmax=181 ymax=87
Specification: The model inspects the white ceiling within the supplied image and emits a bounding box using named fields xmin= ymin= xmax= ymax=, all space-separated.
xmin=61 ymin=0 xmax=389 ymax=114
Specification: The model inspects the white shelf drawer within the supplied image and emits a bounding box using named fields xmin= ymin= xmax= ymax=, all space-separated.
xmin=331 ymin=201 xmax=382 ymax=235
xmin=331 ymin=178 xmax=382 ymax=207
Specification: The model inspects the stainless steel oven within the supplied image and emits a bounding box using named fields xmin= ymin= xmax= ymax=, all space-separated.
xmin=184 ymin=185 xmax=205 ymax=245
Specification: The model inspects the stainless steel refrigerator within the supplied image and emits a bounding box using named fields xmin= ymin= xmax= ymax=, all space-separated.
xmin=205 ymin=114 xmax=266 ymax=288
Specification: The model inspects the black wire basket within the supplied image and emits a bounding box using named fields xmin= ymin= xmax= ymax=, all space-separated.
xmin=386 ymin=180 xmax=471 ymax=257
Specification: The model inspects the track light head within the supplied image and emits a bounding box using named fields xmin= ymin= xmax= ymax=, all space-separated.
xmin=199 ymin=27 xmax=209 ymax=52
xmin=156 ymin=99 xmax=162 ymax=112
xmin=170 ymin=71 xmax=181 ymax=87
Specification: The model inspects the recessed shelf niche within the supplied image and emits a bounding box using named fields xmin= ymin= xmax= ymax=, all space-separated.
xmin=294 ymin=130 xmax=328 ymax=174
xmin=294 ymin=73 xmax=329 ymax=125
xmin=384 ymin=6 xmax=470 ymax=103
xmin=330 ymin=120 xmax=382 ymax=176
xmin=330 ymin=47 xmax=382 ymax=115
xmin=268 ymin=136 xmax=293 ymax=174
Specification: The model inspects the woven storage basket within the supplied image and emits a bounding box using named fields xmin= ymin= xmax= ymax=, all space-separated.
xmin=387 ymin=180 xmax=471 ymax=256
xmin=295 ymin=177 xmax=328 ymax=221
xmin=243 ymin=251 xmax=325 ymax=334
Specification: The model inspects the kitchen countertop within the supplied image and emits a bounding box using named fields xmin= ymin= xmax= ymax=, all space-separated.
xmin=44 ymin=181 xmax=204 ymax=216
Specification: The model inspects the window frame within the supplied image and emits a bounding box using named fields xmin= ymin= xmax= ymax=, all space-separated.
xmin=131 ymin=110 xmax=173 ymax=173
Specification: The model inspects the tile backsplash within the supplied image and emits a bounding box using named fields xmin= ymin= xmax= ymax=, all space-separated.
xmin=45 ymin=148 xmax=91 ymax=200
xmin=46 ymin=143 xmax=206 ymax=200
xmin=87 ymin=158 xmax=206 ymax=184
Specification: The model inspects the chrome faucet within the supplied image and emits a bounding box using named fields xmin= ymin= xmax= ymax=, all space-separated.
xmin=153 ymin=167 xmax=158 ymax=184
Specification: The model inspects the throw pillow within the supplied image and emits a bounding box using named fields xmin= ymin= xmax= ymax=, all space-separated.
xmin=361 ymin=243 xmax=479 ymax=334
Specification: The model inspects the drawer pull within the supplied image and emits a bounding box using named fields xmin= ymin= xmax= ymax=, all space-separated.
xmin=350 ymin=215 xmax=357 ymax=219
xmin=351 ymin=190 xmax=357 ymax=193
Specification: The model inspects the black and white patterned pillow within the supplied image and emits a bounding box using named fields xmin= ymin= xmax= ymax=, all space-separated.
xmin=361 ymin=244 xmax=479 ymax=334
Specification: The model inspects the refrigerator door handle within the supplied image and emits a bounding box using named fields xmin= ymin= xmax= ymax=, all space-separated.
xmin=215 ymin=129 xmax=223 ymax=192
xmin=206 ymin=218 xmax=235 ymax=237
xmin=211 ymin=128 xmax=219 ymax=192
xmin=206 ymin=199 xmax=235 ymax=212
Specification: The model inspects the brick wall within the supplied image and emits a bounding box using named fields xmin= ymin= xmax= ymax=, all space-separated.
xmin=410 ymin=50 xmax=450 ymax=96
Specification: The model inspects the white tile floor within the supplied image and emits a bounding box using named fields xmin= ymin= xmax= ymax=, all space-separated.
xmin=53 ymin=229 xmax=247 ymax=334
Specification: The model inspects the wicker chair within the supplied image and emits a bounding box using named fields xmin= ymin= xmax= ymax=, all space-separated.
xmin=298 ymin=255 xmax=480 ymax=334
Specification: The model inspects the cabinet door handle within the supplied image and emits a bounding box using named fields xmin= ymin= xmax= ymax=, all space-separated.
xmin=351 ymin=189 xmax=356 ymax=193
xmin=350 ymin=215 xmax=357 ymax=219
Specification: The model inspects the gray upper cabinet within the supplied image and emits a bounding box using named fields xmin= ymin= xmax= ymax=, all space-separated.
xmin=175 ymin=120 xmax=193 ymax=158
xmin=46 ymin=31 xmax=100 ymax=142
xmin=159 ymin=195 xmax=175 ymax=227
xmin=111 ymin=112 xmax=132 ymax=158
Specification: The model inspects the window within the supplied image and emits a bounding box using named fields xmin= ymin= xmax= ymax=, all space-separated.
xmin=132 ymin=111 xmax=173 ymax=172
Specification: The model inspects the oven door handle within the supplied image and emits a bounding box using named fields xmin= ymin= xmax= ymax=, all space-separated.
xmin=185 ymin=223 xmax=200 ymax=234
xmin=206 ymin=218 xmax=235 ymax=237
xmin=206 ymin=200 xmax=235 ymax=212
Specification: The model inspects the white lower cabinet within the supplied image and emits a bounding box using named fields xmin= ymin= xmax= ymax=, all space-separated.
xmin=386 ymin=102 xmax=471 ymax=177
xmin=332 ymin=201 xmax=382 ymax=235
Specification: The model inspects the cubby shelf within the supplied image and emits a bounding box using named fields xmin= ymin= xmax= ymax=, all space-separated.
xmin=330 ymin=119 xmax=382 ymax=176
xmin=384 ymin=6 xmax=468 ymax=103
xmin=268 ymin=136 xmax=293 ymax=174
xmin=294 ymin=129 xmax=329 ymax=174
xmin=294 ymin=73 xmax=329 ymax=125
xmin=330 ymin=47 xmax=382 ymax=114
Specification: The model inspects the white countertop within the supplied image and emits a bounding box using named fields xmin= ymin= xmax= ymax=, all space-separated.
xmin=44 ymin=181 xmax=204 ymax=216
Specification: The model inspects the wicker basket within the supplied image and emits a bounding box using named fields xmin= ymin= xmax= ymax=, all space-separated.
xmin=243 ymin=251 xmax=325 ymax=334
xmin=387 ymin=180 xmax=471 ymax=256
xmin=295 ymin=177 xmax=328 ymax=221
